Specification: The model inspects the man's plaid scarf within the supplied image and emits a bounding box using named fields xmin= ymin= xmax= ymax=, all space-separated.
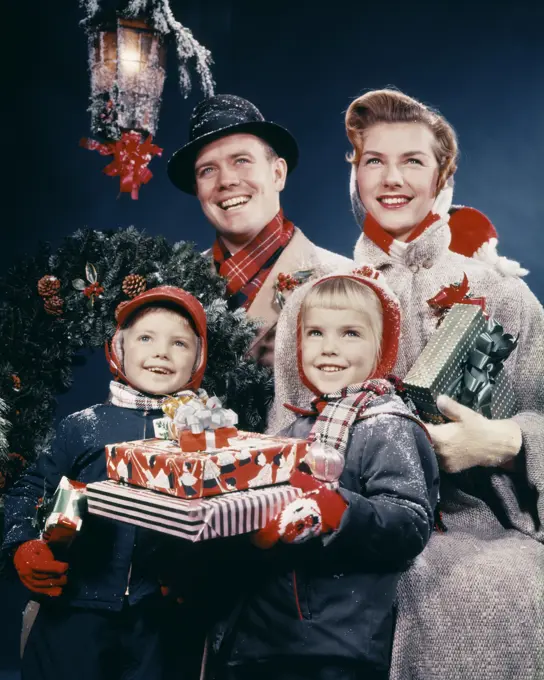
xmin=213 ymin=210 xmax=295 ymax=310
xmin=108 ymin=381 xmax=193 ymax=411
xmin=308 ymin=379 xmax=395 ymax=456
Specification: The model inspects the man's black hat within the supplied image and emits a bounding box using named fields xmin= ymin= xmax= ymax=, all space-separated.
xmin=167 ymin=94 xmax=299 ymax=194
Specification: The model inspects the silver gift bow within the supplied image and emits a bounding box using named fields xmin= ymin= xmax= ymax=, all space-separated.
xmin=172 ymin=393 xmax=238 ymax=435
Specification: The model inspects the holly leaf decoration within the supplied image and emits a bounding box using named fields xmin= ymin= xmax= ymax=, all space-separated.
xmin=85 ymin=262 xmax=98 ymax=284
xmin=72 ymin=279 xmax=86 ymax=291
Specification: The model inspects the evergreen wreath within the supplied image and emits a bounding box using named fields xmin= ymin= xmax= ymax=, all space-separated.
xmin=0 ymin=227 xmax=273 ymax=508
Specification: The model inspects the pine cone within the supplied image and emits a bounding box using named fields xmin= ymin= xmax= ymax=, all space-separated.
xmin=43 ymin=295 xmax=64 ymax=316
xmin=122 ymin=274 xmax=147 ymax=298
xmin=37 ymin=275 xmax=61 ymax=298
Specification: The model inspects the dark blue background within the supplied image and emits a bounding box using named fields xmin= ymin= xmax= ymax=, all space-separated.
xmin=2 ymin=0 xmax=543 ymax=675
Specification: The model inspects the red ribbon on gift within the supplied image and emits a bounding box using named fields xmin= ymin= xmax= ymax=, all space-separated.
xmin=42 ymin=478 xmax=87 ymax=547
xmin=80 ymin=131 xmax=163 ymax=200
xmin=179 ymin=427 xmax=239 ymax=453
xmin=427 ymin=273 xmax=486 ymax=313
xmin=43 ymin=517 xmax=81 ymax=545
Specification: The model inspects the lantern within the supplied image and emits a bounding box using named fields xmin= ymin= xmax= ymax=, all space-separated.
xmin=89 ymin=17 xmax=167 ymax=140
xmin=80 ymin=0 xmax=215 ymax=199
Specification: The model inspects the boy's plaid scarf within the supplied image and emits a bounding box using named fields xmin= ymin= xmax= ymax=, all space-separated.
xmin=308 ymin=379 xmax=395 ymax=456
xmin=108 ymin=381 xmax=193 ymax=411
xmin=213 ymin=210 xmax=295 ymax=310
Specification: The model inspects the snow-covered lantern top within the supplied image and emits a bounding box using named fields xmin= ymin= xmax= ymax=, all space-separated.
xmin=80 ymin=0 xmax=215 ymax=199
xmin=89 ymin=16 xmax=166 ymax=140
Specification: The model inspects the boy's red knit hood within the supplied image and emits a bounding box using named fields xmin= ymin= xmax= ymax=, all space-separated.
xmin=105 ymin=285 xmax=207 ymax=392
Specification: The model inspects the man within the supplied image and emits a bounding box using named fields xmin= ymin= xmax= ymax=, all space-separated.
xmin=167 ymin=94 xmax=352 ymax=367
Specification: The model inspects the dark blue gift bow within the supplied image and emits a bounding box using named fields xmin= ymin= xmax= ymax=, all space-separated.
xmin=444 ymin=318 xmax=518 ymax=418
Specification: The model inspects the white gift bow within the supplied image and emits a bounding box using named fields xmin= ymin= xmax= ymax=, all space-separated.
xmin=172 ymin=394 xmax=238 ymax=435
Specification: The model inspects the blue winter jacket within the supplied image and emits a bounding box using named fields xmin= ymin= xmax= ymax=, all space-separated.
xmin=2 ymin=403 xmax=170 ymax=611
xmin=208 ymin=394 xmax=440 ymax=672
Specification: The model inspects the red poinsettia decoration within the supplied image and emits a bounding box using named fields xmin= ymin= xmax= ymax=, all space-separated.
xmin=73 ymin=263 xmax=104 ymax=308
xmin=274 ymin=269 xmax=314 ymax=309
xmin=83 ymin=282 xmax=105 ymax=299
xmin=276 ymin=273 xmax=299 ymax=292
xmin=80 ymin=131 xmax=163 ymax=199
xmin=352 ymin=265 xmax=381 ymax=281
xmin=427 ymin=273 xmax=486 ymax=316
xmin=11 ymin=374 xmax=21 ymax=392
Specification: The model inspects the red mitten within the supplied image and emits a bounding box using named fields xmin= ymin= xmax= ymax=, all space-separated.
xmin=252 ymin=472 xmax=347 ymax=549
xmin=158 ymin=575 xmax=185 ymax=605
xmin=289 ymin=469 xmax=326 ymax=493
xmin=13 ymin=539 xmax=69 ymax=597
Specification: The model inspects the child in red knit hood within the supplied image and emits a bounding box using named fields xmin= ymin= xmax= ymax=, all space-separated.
xmin=3 ymin=286 xmax=207 ymax=680
xmin=210 ymin=269 xmax=439 ymax=680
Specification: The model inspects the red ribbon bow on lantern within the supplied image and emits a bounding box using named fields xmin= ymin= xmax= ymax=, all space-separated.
xmin=80 ymin=131 xmax=163 ymax=199
xmin=427 ymin=273 xmax=486 ymax=314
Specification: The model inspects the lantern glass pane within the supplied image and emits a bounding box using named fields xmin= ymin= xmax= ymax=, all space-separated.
xmin=90 ymin=30 xmax=117 ymax=93
xmin=88 ymin=19 xmax=167 ymax=138
xmin=140 ymin=33 xmax=152 ymax=65
xmin=102 ymin=30 xmax=118 ymax=64
xmin=118 ymin=25 xmax=142 ymax=76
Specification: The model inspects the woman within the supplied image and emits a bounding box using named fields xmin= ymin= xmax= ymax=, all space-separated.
xmin=271 ymin=89 xmax=544 ymax=680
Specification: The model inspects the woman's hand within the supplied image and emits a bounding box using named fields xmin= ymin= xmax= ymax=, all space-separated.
xmin=426 ymin=395 xmax=522 ymax=473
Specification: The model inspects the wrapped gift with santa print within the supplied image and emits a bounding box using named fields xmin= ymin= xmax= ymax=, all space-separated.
xmin=96 ymin=387 xmax=347 ymax=540
xmin=403 ymin=302 xmax=518 ymax=424
xmin=88 ymin=441 xmax=342 ymax=542
xmin=105 ymin=431 xmax=308 ymax=500
xmin=105 ymin=391 xmax=308 ymax=499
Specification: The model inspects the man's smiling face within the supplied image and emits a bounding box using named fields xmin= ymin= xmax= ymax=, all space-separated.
xmin=194 ymin=133 xmax=287 ymax=253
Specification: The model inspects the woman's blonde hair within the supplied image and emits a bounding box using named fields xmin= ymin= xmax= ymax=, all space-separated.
xmin=345 ymin=89 xmax=458 ymax=193
xmin=301 ymin=277 xmax=383 ymax=374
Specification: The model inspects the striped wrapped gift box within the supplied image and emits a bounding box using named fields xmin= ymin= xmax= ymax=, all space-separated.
xmin=86 ymin=480 xmax=309 ymax=542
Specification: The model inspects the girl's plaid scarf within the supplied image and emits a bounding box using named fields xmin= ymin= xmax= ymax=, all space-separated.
xmin=309 ymin=380 xmax=446 ymax=532
xmin=108 ymin=381 xmax=193 ymax=411
xmin=213 ymin=210 xmax=295 ymax=310
xmin=308 ymin=379 xmax=395 ymax=456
